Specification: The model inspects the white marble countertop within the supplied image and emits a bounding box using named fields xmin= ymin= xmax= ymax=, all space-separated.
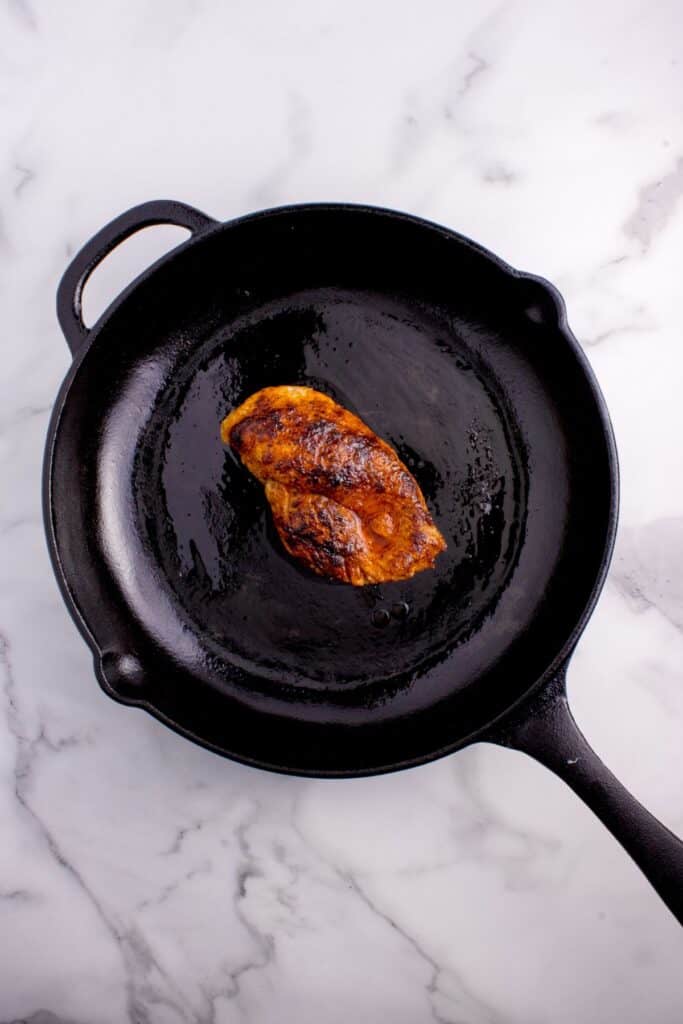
xmin=2 ymin=1 xmax=683 ymax=1021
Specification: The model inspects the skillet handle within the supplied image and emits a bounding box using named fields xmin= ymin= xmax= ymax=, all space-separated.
xmin=487 ymin=668 xmax=683 ymax=926
xmin=57 ymin=199 xmax=217 ymax=355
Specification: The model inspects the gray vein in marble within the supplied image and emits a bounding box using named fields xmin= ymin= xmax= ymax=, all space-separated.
xmin=7 ymin=0 xmax=37 ymax=31
xmin=0 ymin=887 xmax=33 ymax=901
xmin=595 ymin=110 xmax=635 ymax=132
xmin=395 ymin=31 xmax=497 ymax=158
xmin=602 ymin=253 xmax=630 ymax=267
xmin=186 ymin=808 xmax=278 ymax=1023
xmin=13 ymin=163 xmax=35 ymax=198
xmin=3 ymin=1014 xmax=81 ymax=1024
xmin=624 ymin=156 xmax=683 ymax=251
xmin=612 ymin=519 xmax=683 ymax=632
xmin=583 ymin=322 xmax=653 ymax=348
xmin=443 ymin=0 xmax=510 ymax=119
xmin=457 ymin=51 xmax=489 ymax=100
xmin=392 ymin=44 xmax=495 ymax=178
xmin=343 ymin=869 xmax=451 ymax=1024
xmin=38 ymin=727 xmax=85 ymax=753
xmin=390 ymin=103 xmax=426 ymax=175
xmin=0 ymin=632 xmax=195 ymax=1024
xmin=248 ymin=92 xmax=312 ymax=206
xmin=162 ymin=818 xmax=205 ymax=856
xmin=290 ymin=813 xmax=506 ymax=1024
xmin=354 ymin=874 xmax=504 ymax=1024
xmin=0 ymin=213 xmax=10 ymax=251
xmin=230 ymin=808 xmax=275 ymax=986
xmin=481 ymin=162 xmax=517 ymax=185
xmin=121 ymin=926 xmax=196 ymax=1023
xmin=0 ymin=403 xmax=51 ymax=436
xmin=137 ymin=861 xmax=212 ymax=912
xmin=0 ymin=518 xmax=39 ymax=537
xmin=449 ymin=755 xmax=565 ymax=892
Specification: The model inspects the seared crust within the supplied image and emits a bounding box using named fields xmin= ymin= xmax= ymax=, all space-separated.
xmin=221 ymin=386 xmax=446 ymax=585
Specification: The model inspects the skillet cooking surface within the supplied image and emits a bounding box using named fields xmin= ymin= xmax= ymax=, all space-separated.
xmin=49 ymin=206 xmax=614 ymax=772
xmin=135 ymin=288 xmax=527 ymax=690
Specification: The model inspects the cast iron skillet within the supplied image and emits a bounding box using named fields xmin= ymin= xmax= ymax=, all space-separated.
xmin=45 ymin=200 xmax=683 ymax=923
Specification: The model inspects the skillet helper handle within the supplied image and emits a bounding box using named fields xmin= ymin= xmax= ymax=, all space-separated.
xmin=57 ymin=199 xmax=216 ymax=355
xmin=489 ymin=670 xmax=683 ymax=926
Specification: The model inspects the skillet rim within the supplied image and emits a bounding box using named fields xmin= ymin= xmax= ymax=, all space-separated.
xmin=43 ymin=201 xmax=620 ymax=776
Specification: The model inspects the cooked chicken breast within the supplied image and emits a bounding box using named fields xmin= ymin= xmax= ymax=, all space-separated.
xmin=221 ymin=385 xmax=446 ymax=586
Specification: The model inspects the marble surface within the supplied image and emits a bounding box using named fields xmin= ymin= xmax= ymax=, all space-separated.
xmin=2 ymin=0 xmax=683 ymax=1020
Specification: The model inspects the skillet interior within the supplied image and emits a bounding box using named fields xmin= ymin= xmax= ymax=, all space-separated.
xmin=47 ymin=205 xmax=616 ymax=773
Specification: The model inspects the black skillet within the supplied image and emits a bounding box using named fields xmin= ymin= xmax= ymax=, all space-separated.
xmin=44 ymin=200 xmax=683 ymax=923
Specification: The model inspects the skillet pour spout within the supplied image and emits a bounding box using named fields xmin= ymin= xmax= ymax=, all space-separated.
xmin=45 ymin=198 xmax=683 ymax=926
